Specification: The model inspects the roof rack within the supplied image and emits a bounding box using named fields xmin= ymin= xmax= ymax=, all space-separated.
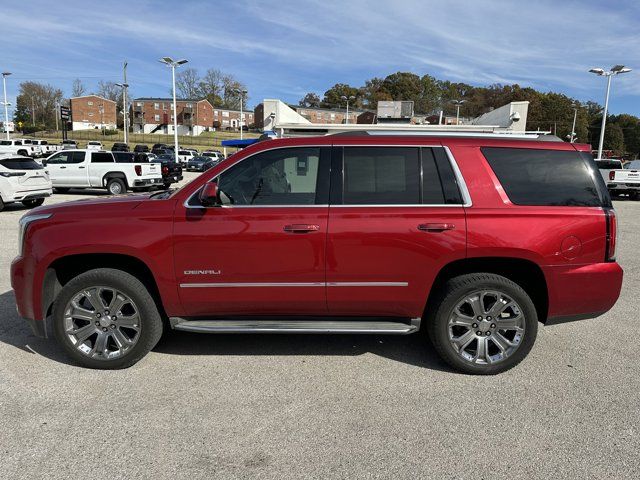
xmin=329 ymin=130 xmax=560 ymax=141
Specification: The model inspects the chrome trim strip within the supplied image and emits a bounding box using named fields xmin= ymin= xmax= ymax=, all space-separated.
xmin=183 ymin=144 xmax=472 ymax=209
xmin=179 ymin=281 xmax=408 ymax=288
xmin=327 ymin=282 xmax=408 ymax=287
xmin=180 ymin=282 xmax=324 ymax=288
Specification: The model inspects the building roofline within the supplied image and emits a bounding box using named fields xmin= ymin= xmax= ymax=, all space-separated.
xmin=70 ymin=95 xmax=116 ymax=103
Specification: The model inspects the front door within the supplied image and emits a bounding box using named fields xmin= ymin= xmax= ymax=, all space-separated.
xmin=174 ymin=146 xmax=330 ymax=317
xmin=326 ymin=146 xmax=468 ymax=319
xmin=44 ymin=150 xmax=86 ymax=186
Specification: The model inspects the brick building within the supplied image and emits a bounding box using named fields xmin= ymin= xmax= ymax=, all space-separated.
xmin=70 ymin=95 xmax=117 ymax=131
xmin=131 ymin=98 xmax=254 ymax=136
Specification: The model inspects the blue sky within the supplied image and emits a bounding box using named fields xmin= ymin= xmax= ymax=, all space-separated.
xmin=2 ymin=0 xmax=640 ymax=116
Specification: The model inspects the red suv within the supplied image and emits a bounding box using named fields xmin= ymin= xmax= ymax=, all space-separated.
xmin=10 ymin=133 xmax=623 ymax=374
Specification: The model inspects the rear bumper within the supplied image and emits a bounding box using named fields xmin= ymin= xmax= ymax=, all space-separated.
xmin=544 ymin=262 xmax=623 ymax=324
xmin=133 ymin=178 xmax=163 ymax=187
xmin=4 ymin=187 xmax=52 ymax=203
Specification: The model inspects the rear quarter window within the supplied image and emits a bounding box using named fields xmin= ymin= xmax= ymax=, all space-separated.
xmin=481 ymin=147 xmax=603 ymax=207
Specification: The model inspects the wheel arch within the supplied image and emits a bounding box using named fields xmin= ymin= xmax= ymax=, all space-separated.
xmin=102 ymin=172 xmax=128 ymax=188
xmin=42 ymin=253 xmax=167 ymax=326
xmin=425 ymin=257 xmax=549 ymax=324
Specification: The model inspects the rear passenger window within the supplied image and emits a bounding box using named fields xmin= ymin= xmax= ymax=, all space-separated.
xmin=343 ymin=147 xmax=419 ymax=204
xmin=91 ymin=152 xmax=113 ymax=163
xmin=482 ymin=147 xmax=602 ymax=207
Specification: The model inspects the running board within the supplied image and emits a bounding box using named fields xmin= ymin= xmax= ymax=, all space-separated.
xmin=169 ymin=317 xmax=421 ymax=335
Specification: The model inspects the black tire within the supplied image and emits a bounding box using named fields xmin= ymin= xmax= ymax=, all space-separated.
xmin=54 ymin=187 xmax=70 ymax=193
xmin=0 ymin=197 xmax=4 ymax=212
xmin=107 ymin=178 xmax=126 ymax=195
xmin=22 ymin=198 xmax=45 ymax=208
xmin=17 ymin=149 xmax=28 ymax=156
xmin=427 ymin=273 xmax=538 ymax=375
xmin=629 ymin=191 xmax=639 ymax=201
xmin=163 ymin=183 xmax=172 ymax=190
xmin=52 ymin=268 xmax=163 ymax=369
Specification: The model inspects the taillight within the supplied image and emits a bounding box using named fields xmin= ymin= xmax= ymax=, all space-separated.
xmin=162 ymin=166 xmax=169 ymax=175
xmin=135 ymin=165 xmax=142 ymax=176
xmin=605 ymin=209 xmax=617 ymax=262
xmin=609 ymin=171 xmax=615 ymax=181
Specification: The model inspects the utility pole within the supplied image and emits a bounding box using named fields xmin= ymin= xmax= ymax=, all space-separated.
xmin=55 ymin=103 xmax=59 ymax=131
xmin=123 ymin=61 xmax=128 ymax=144
xmin=31 ymin=97 xmax=35 ymax=126
xmin=2 ymin=72 xmax=11 ymax=140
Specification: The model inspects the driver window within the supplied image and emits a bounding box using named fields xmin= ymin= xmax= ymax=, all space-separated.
xmin=216 ymin=147 xmax=320 ymax=205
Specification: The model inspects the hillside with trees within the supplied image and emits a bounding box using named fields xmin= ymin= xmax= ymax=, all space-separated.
xmin=301 ymin=71 xmax=640 ymax=157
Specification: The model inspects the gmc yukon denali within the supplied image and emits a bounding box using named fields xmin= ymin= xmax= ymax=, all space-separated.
xmin=10 ymin=133 xmax=623 ymax=374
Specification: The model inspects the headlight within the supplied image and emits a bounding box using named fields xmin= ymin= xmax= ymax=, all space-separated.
xmin=18 ymin=214 xmax=52 ymax=256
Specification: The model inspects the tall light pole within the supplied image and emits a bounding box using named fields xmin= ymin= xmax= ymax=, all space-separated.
xmin=159 ymin=57 xmax=188 ymax=157
xmin=569 ymin=102 xmax=584 ymax=143
xmin=2 ymin=72 xmax=11 ymax=140
xmin=340 ymin=95 xmax=355 ymax=124
xmin=235 ymin=88 xmax=247 ymax=140
xmin=451 ymin=99 xmax=465 ymax=124
xmin=115 ymin=81 xmax=129 ymax=143
xmin=589 ymin=65 xmax=632 ymax=159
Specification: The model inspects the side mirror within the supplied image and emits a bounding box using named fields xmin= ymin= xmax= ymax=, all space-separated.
xmin=199 ymin=181 xmax=220 ymax=207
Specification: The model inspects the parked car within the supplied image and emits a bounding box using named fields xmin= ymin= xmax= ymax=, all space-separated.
xmin=150 ymin=156 xmax=183 ymax=189
xmin=151 ymin=143 xmax=171 ymax=155
xmin=112 ymin=152 xmax=136 ymax=163
xmin=186 ymin=155 xmax=218 ymax=172
xmin=176 ymin=149 xmax=195 ymax=164
xmin=0 ymin=154 xmax=52 ymax=211
xmin=594 ymin=159 xmax=633 ymax=198
xmin=87 ymin=141 xmax=103 ymax=150
xmin=30 ymin=139 xmax=58 ymax=156
xmin=134 ymin=144 xmax=149 ymax=153
xmin=606 ymin=159 xmax=640 ymax=199
xmin=111 ymin=143 xmax=129 ymax=152
xmin=42 ymin=149 xmax=162 ymax=195
xmin=0 ymin=139 xmax=42 ymax=158
xmin=11 ymin=133 xmax=622 ymax=373
xmin=61 ymin=140 xmax=78 ymax=150
xmin=202 ymin=150 xmax=224 ymax=162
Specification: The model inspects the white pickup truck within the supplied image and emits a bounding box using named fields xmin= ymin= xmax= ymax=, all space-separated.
xmin=43 ymin=149 xmax=163 ymax=195
xmin=0 ymin=139 xmax=42 ymax=158
xmin=602 ymin=159 xmax=640 ymax=199
xmin=30 ymin=139 xmax=60 ymax=156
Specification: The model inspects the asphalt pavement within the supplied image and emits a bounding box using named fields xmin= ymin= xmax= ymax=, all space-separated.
xmin=0 ymin=173 xmax=638 ymax=479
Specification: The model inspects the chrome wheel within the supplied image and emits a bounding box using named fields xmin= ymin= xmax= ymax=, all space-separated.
xmin=63 ymin=286 xmax=141 ymax=360
xmin=448 ymin=290 xmax=525 ymax=365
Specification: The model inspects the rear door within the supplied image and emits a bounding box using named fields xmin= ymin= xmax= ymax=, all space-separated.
xmin=326 ymin=145 xmax=468 ymax=319
xmin=87 ymin=151 xmax=116 ymax=187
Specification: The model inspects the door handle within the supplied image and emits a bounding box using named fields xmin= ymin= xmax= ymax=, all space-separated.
xmin=418 ymin=223 xmax=455 ymax=232
xmin=79 ymin=166 xmax=86 ymax=169
xmin=60 ymin=166 xmax=66 ymax=169
xmin=283 ymin=224 xmax=320 ymax=233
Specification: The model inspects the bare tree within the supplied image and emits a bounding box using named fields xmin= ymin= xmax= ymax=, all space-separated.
xmin=175 ymin=67 xmax=200 ymax=99
xmin=13 ymin=81 xmax=64 ymax=129
xmin=198 ymin=69 xmax=225 ymax=106
xmin=71 ymin=78 xmax=86 ymax=97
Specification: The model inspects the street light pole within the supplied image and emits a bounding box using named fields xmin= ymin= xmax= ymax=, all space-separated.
xmin=570 ymin=104 xmax=580 ymax=143
xmin=451 ymin=100 xmax=465 ymax=125
xmin=341 ymin=95 xmax=355 ymax=124
xmin=238 ymin=89 xmax=247 ymax=140
xmin=159 ymin=57 xmax=188 ymax=157
xmin=123 ymin=62 xmax=128 ymax=144
xmin=2 ymin=72 xmax=11 ymax=140
xmin=590 ymin=65 xmax=632 ymax=159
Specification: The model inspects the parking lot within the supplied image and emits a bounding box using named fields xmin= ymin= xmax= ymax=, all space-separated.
xmin=0 ymin=173 xmax=638 ymax=479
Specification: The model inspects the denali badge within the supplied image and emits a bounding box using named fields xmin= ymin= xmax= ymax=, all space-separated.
xmin=184 ymin=270 xmax=222 ymax=275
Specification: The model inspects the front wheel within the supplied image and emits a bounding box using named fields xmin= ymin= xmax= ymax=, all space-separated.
xmin=22 ymin=198 xmax=45 ymax=208
xmin=52 ymin=268 xmax=163 ymax=369
xmin=428 ymin=273 xmax=538 ymax=375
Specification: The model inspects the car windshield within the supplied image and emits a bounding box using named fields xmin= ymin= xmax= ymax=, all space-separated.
xmin=0 ymin=158 xmax=43 ymax=170
xmin=191 ymin=156 xmax=208 ymax=162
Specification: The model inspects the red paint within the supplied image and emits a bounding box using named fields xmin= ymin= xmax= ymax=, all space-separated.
xmin=11 ymin=135 xmax=623 ymax=329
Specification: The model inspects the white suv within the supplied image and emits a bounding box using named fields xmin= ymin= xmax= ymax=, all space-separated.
xmin=0 ymin=154 xmax=52 ymax=211
xmin=87 ymin=141 xmax=103 ymax=150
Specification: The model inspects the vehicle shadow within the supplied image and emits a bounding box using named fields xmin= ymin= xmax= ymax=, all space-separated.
xmin=0 ymin=289 xmax=452 ymax=372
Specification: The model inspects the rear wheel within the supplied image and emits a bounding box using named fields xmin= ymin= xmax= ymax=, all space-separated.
xmin=428 ymin=273 xmax=538 ymax=375
xmin=630 ymin=191 xmax=639 ymax=201
xmin=0 ymin=197 xmax=4 ymax=212
xmin=52 ymin=268 xmax=163 ymax=369
xmin=22 ymin=198 xmax=45 ymax=208
xmin=107 ymin=178 xmax=126 ymax=195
